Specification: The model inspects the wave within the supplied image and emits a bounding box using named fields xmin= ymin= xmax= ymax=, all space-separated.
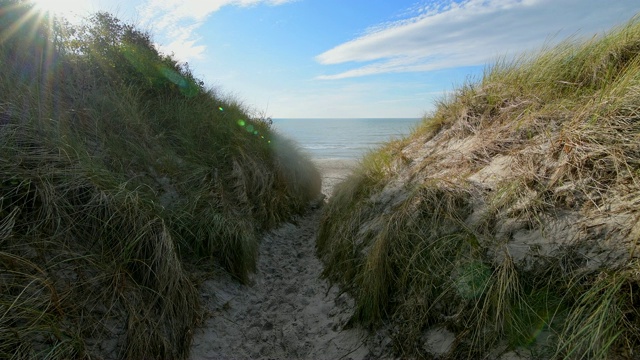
xmin=272 ymin=118 xmax=421 ymax=160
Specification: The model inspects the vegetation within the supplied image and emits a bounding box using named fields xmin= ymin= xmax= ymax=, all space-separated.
xmin=0 ymin=1 xmax=320 ymax=358
xmin=318 ymin=16 xmax=640 ymax=359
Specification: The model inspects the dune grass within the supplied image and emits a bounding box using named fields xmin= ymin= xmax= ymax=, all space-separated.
xmin=0 ymin=1 xmax=320 ymax=358
xmin=318 ymin=16 xmax=640 ymax=359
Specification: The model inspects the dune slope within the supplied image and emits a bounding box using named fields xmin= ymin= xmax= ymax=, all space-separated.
xmin=0 ymin=2 xmax=320 ymax=358
xmin=318 ymin=17 xmax=640 ymax=359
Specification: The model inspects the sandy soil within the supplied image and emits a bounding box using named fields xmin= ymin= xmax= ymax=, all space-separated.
xmin=189 ymin=159 xmax=393 ymax=360
xmin=313 ymin=158 xmax=358 ymax=197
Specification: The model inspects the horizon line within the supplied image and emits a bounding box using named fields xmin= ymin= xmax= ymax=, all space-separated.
xmin=271 ymin=117 xmax=423 ymax=119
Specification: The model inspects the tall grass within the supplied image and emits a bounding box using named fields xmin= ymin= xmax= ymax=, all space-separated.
xmin=1 ymin=1 xmax=320 ymax=358
xmin=318 ymin=16 xmax=640 ymax=359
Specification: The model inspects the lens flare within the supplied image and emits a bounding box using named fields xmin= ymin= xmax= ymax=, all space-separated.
xmin=455 ymin=261 xmax=492 ymax=299
xmin=522 ymin=310 xmax=550 ymax=346
xmin=157 ymin=66 xmax=197 ymax=96
xmin=235 ymin=118 xmax=272 ymax=144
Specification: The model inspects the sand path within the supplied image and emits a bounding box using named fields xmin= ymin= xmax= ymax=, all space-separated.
xmin=189 ymin=159 xmax=390 ymax=359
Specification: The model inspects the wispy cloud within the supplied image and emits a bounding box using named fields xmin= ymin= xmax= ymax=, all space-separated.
xmin=139 ymin=0 xmax=296 ymax=61
xmin=316 ymin=0 xmax=639 ymax=80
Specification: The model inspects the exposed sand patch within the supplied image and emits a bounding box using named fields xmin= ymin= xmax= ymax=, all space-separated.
xmin=313 ymin=158 xmax=358 ymax=197
xmin=189 ymin=158 xmax=393 ymax=359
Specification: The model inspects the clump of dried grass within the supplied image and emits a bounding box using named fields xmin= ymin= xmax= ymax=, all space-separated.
xmin=319 ymin=16 xmax=640 ymax=359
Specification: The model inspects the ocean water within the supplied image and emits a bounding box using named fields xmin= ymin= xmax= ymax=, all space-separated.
xmin=271 ymin=118 xmax=422 ymax=160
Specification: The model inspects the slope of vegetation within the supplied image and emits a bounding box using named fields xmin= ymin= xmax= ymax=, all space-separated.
xmin=318 ymin=17 xmax=640 ymax=359
xmin=0 ymin=1 xmax=320 ymax=358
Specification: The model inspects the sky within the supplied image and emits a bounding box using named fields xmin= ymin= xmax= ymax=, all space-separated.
xmin=34 ymin=0 xmax=640 ymax=118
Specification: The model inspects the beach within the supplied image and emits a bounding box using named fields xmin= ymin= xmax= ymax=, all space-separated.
xmin=312 ymin=158 xmax=358 ymax=197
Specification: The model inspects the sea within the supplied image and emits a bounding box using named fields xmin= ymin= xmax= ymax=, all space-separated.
xmin=271 ymin=118 xmax=422 ymax=160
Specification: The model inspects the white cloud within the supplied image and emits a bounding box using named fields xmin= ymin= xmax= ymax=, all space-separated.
xmin=316 ymin=0 xmax=640 ymax=79
xmin=139 ymin=0 xmax=296 ymax=61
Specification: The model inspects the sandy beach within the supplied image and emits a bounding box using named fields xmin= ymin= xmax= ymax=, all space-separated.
xmin=312 ymin=158 xmax=358 ymax=197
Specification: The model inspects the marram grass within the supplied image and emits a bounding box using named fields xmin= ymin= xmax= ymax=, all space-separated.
xmin=1 ymin=1 xmax=320 ymax=358
xmin=318 ymin=16 xmax=640 ymax=359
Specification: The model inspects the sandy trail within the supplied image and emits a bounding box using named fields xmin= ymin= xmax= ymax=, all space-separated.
xmin=189 ymin=159 xmax=390 ymax=359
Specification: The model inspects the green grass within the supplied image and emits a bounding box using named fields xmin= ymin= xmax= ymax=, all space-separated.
xmin=318 ymin=16 xmax=640 ymax=359
xmin=1 ymin=1 xmax=320 ymax=358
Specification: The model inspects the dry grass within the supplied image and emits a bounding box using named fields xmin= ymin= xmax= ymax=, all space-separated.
xmin=1 ymin=1 xmax=320 ymax=358
xmin=319 ymin=16 xmax=640 ymax=359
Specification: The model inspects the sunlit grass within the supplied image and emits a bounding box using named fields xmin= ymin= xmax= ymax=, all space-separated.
xmin=318 ymin=16 xmax=640 ymax=359
xmin=0 ymin=0 xmax=320 ymax=358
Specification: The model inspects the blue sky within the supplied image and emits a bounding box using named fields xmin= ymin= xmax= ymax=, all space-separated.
xmin=36 ymin=0 xmax=640 ymax=118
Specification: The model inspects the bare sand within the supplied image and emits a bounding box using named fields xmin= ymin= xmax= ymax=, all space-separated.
xmin=189 ymin=159 xmax=393 ymax=359
xmin=313 ymin=158 xmax=358 ymax=198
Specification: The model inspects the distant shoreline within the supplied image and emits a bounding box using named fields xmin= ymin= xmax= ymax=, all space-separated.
xmin=312 ymin=158 xmax=358 ymax=197
xmin=273 ymin=117 xmax=421 ymax=120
